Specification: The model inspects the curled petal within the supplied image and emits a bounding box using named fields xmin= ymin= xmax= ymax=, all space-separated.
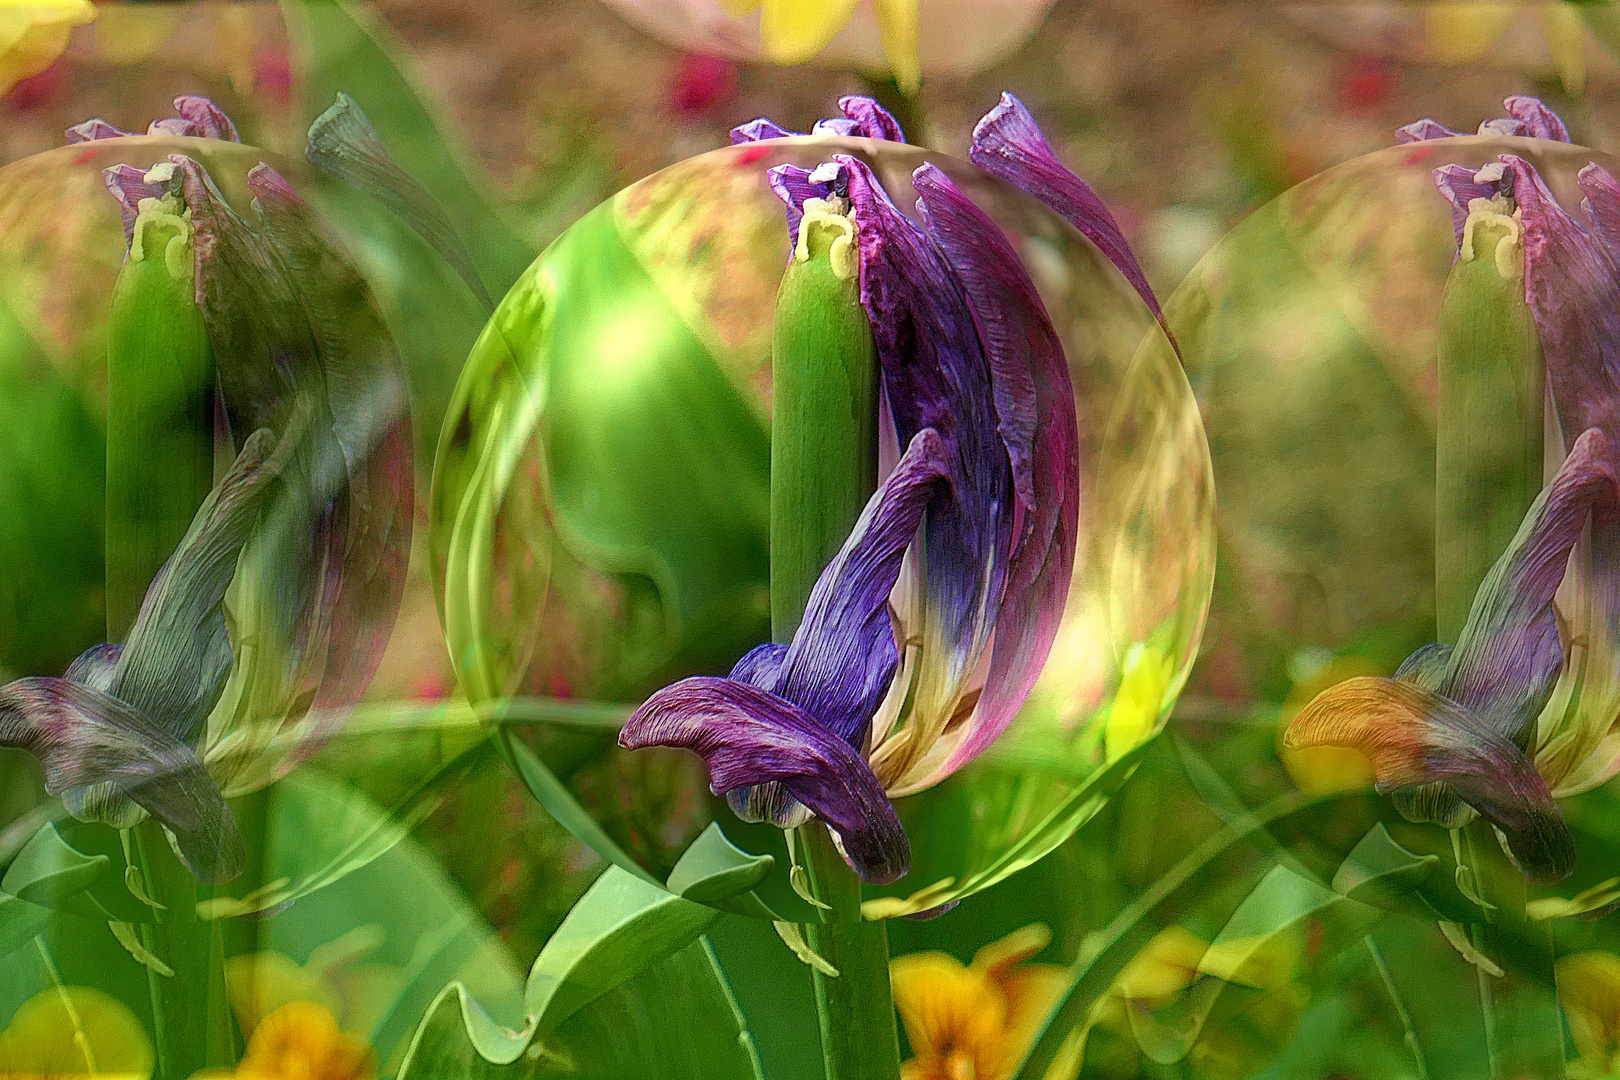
xmin=1433 ymin=163 xmax=1501 ymax=249
xmin=102 ymin=164 xmax=168 ymax=247
xmin=767 ymin=162 xmax=840 ymax=253
xmin=67 ymin=119 xmax=136 ymax=144
xmin=621 ymin=677 xmax=910 ymax=883
xmin=305 ymin=93 xmax=492 ymax=311
xmin=0 ymin=678 xmax=244 ymax=882
xmin=731 ymin=117 xmax=797 ymax=144
xmin=812 ymin=118 xmax=863 ymax=139
xmin=1397 ymin=118 xmax=1467 ymax=144
xmin=1286 ymin=677 xmax=1573 ymax=882
xmin=1442 ymin=429 xmax=1620 ymax=738
xmin=112 ymin=428 xmax=287 ymax=747
xmin=969 ymin=92 xmax=1164 ymax=327
xmin=1495 ymin=96 xmax=1571 ymax=142
xmin=837 ymin=96 xmax=905 ymax=143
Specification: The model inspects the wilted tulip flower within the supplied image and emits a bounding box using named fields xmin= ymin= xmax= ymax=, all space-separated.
xmin=1283 ymin=97 xmax=1620 ymax=885
xmin=597 ymin=0 xmax=1056 ymax=94
xmin=434 ymin=93 xmax=1211 ymax=915
xmin=0 ymin=97 xmax=412 ymax=883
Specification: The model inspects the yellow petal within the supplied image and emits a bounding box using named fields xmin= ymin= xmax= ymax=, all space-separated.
xmin=1425 ymin=1 xmax=1520 ymax=64
xmin=0 ymin=986 xmax=154 ymax=1079
xmin=1558 ymin=951 xmax=1620 ymax=1066
xmin=891 ymin=951 xmax=1007 ymax=1080
xmin=238 ymin=1001 xmax=375 ymax=1080
xmin=0 ymin=19 xmax=73 ymax=95
xmin=759 ymin=0 xmax=860 ymax=65
xmin=225 ymin=951 xmax=335 ymax=1041
xmin=93 ymin=6 xmax=186 ymax=66
xmin=1541 ymin=1 xmax=1587 ymax=95
xmin=1113 ymin=925 xmax=1206 ymax=1002
xmin=872 ymin=0 xmax=920 ymax=95
xmin=717 ymin=0 xmax=762 ymax=18
xmin=1276 ymin=656 xmax=1380 ymax=796
xmin=211 ymin=4 xmax=256 ymax=97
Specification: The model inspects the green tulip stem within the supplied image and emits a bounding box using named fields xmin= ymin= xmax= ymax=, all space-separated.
xmin=1435 ymin=196 xmax=1561 ymax=1079
xmin=130 ymin=820 xmax=236 ymax=1079
xmin=769 ymin=188 xmax=899 ymax=1080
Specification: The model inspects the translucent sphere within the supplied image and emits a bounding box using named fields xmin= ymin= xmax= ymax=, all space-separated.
xmin=1169 ymin=134 xmax=1616 ymax=705
xmin=433 ymin=134 xmax=1215 ymax=916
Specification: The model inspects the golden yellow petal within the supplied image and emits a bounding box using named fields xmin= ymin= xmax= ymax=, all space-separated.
xmin=1424 ymin=1 xmax=1520 ymax=64
xmin=0 ymin=20 xmax=72 ymax=96
xmin=0 ymin=986 xmax=154 ymax=1079
xmin=891 ymin=951 xmax=1006 ymax=1080
xmin=1541 ymin=1 xmax=1587 ymax=95
xmin=1558 ymin=951 xmax=1620 ymax=1066
xmin=872 ymin=0 xmax=920 ymax=95
xmin=759 ymin=0 xmax=861 ymax=65
xmin=93 ymin=6 xmax=186 ymax=66
xmin=1113 ymin=925 xmax=1206 ymax=1003
xmin=972 ymin=923 xmax=1052 ymax=979
xmin=225 ymin=952 xmax=335 ymax=1041
xmin=238 ymin=1001 xmax=375 ymax=1080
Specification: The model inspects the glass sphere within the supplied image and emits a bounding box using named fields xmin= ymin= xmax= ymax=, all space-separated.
xmin=433 ymin=134 xmax=1215 ymax=916
xmin=1169 ymin=134 xmax=1616 ymax=706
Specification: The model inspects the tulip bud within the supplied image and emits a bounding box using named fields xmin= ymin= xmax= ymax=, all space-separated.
xmin=1434 ymin=192 xmax=1545 ymax=645
xmin=104 ymin=179 xmax=217 ymax=640
xmin=769 ymin=195 xmax=878 ymax=641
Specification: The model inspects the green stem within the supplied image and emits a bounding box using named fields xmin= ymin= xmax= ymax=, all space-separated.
xmin=799 ymin=824 xmax=904 ymax=1080
xmin=131 ymin=820 xmax=236 ymax=1079
xmin=1365 ymin=935 xmax=1429 ymax=1080
xmin=1460 ymin=821 xmax=1564 ymax=1080
xmin=855 ymin=74 xmax=927 ymax=145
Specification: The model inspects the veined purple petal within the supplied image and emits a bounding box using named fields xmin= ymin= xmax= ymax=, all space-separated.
xmin=102 ymin=164 xmax=168 ymax=247
xmin=969 ymin=93 xmax=1165 ymax=330
xmin=837 ymin=96 xmax=906 ymax=143
xmin=731 ymin=118 xmax=798 ymax=144
xmin=1396 ymin=118 xmax=1467 ymax=144
xmin=1434 ymin=163 xmax=1502 ymax=249
xmin=841 ymin=154 xmax=1016 ymax=694
xmin=767 ymin=163 xmax=839 ymax=253
xmin=774 ymin=428 xmax=950 ymax=745
xmin=1488 ymin=96 xmax=1571 ymax=142
xmin=0 ymin=678 xmax=244 ymax=882
xmin=173 ymin=96 xmax=240 ymax=142
xmin=910 ymin=164 xmax=1081 ymax=778
xmin=1441 ymin=429 xmax=1620 ymax=741
xmin=621 ymin=677 xmax=910 ymax=883
xmin=67 ymin=119 xmax=136 ymax=144
xmin=1287 ymin=676 xmax=1573 ymax=882
xmin=812 ymin=118 xmax=863 ymax=139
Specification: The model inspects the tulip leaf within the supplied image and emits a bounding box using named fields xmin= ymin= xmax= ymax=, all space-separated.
xmin=1331 ymin=823 xmax=1440 ymax=908
xmin=503 ymin=736 xmax=662 ymax=888
xmin=394 ymin=867 xmax=758 ymax=1080
xmin=0 ymin=822 xmax=108 ymax=909
xmin=665 ymin=824 xmax=782 ymax=921
xmin=0 ymin=893 xmax=53 ymax=960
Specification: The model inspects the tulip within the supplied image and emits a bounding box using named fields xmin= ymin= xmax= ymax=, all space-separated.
xmin=618 ymin=94 xmax=1173 ymax=886
xmin=1284 ymin=97 xmax=1620 ymax=885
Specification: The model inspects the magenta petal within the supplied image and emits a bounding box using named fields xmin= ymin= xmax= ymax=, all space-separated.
xmin=837 ymin=96 xmax=906 ymax=143
xmin=172 ymin=96 xmax=240 ymax=142
xmin=621 ymin=677 xmax=910 ymax=883
xmin=969 ymin=93 xmax=1164 ymax=327
xmin=0 ymin=678 xmax=244 ymax=882
xmin=912 ymin=164 xmax=1081 ymax=773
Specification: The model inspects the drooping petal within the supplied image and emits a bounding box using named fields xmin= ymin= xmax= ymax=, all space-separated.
xmin=766 ymin=162 xmax=836 ymax=251
xmin=66 ymin=118 xmax=136 ymax=143
xmin=773 ymin=427 xmax=949 ymax=745
xmin=305 ymin=93 xmax=493 ymax=311
xmin=837 ymin=96 xmax=906 ymax=143
xmin=904 ymin=163 xmax=1080 ymax=783
xmin=730 ymin=117 xmax=796 ymax=144
xmin=1487 ymin=96 xmax=1571 ymax=142
xmin=1396 ymin=118 xmax=1467 ymax=145
xmin=110 ymin=428 xmax=286 ymax=747
xmin=1285 ymin=676 xmax=1574 ymax=882
xmin=969 ymin=93 xmax=1164 ymax=326
xmin=1441 ymin=429 xmax=1620 ymax=740
xmin=620 ymin=676 xmax=909 ymax=883
xmin=102 ymin=163 xmax=167 ymax=246
xmin=0 ymin=677 xmax=244 ymax=882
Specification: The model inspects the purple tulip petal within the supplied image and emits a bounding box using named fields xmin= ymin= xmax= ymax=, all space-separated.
xmin=1396 ymin=118 xmax=1467 ymax=144
xmin=621 ymin=676 xmax=910 ymax=883
xmin=1286 ymin=676 xmax=1574 ymax=882
xmin=1442 ymin=429 xmax=1620 ymax=739
xmin=172 ymin=96 xmax=240 ymax=142
xmin=67 ymin=119 xmax=136 ymax=144
xmin=102 ymin=164 xmax=169 ymax=246
xmin=0 ymin=678 xmax=244 ymax=882
xmin=911 ymin=163 xmax=1081 ymax=778
xmin=837 ymin=96 xmax=906 ymax=143
xmin=731 ymin=118 xmax=798 ymax=144
xmin=1483 ymin=96 xmax=1571 ymax=142
xmin=1433 ymin=163 xmax=1502 ymax=248
xmin=767 ymin=162 xmax=840 ymax=253
xmin=774 ymin=427 xmax=950 ymax=745
xmin=812 ymin=118 xmax=863 ymax=139
xmin=969 ymin=93 xmax=1165 ymax=330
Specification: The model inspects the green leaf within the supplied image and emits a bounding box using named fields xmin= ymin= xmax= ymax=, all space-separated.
xmin=0 ymin=822 xmax=108 ymax=908
xmin=392 ymin=867 xmax=753 ymax=1079
xmin=399 ymin=939 xmax=761 ymax=1080
xmin=0 ymin=893 xmax=54 ymax=960
xmin=1330 ymin=822 xmax=1440 ymax=909
xmin=665 ymin=824 xmax=774 ymax=907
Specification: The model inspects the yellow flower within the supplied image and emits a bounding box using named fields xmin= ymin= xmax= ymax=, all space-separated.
xmin=890 ymin=923 xmax=1068 ymax=1080
xmin=1276 ymin=656 xmax=1378 ymax=797
xmin=1558 ymin=951 xmax=1620 ymax=1079
xmin=232 ymin=1002 xmax=374 ymax=1080
xmin=1425 ymin=1 xmax=1589 ymax=94
xmin=0 ymin=985 xmax=153 ymax=1080
xmin=225 ymin=928 xmax=402 ymax=1049
xmin=0 ymin=0 xmax=93 ymax=96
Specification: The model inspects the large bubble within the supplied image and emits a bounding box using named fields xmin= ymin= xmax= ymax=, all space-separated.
xmin=432 ymin=134 xmax=1215 ymax=917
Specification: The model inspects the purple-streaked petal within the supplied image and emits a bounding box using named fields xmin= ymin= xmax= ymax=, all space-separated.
xmin=0 ymin=678 xmax=244 ymax=882
xmin=172 ymin=96 xmax=240 ymax=142
xmin=773 ymin=427 xmax=950 ymax=745
xmin=1484 ymin=96 xmax=1571 ymax=142
xmin=1441 ymin=429 xmax=1620 ymax=739
xmin=67 ymin=119 xmax=136 ymax=144
xmin=621 ymin=676 xmax=910 ymax=883
xmin=841 ymin=154 xmax=1016 ymax=693
xmin=837 ymin=96 xmax=906 ymax=143
xmin=969 ymin=93 xmax=1165 ymax=328
xmin=1286 ymin=676 xmax=1573 ymax=882
xmin=102 ymin=164 xmax=168 ymax=246
xmin=1434 ymin=163 xmax=1502 ymax=248
xmin=112 ymin=428 xmax=286 ymax=747
xmin=1396 ymin=118 xmax=1467 ymax=144
xmin=767 ymin=162 xmax=840 ymax=253
xmin=910 ymin=163 xmax=1081 ymax=778
xmin=731 ymin=118 xmax=798 ymax=144
xmin=812 ymin=118 xmax=863 ymax=139
xmin=65 ymin=643 xmax=122 ymax=693
xmin=305 ymin=93 xmax=493 ymax=311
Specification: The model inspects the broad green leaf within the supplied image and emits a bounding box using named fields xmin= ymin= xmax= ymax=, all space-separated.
xmin=0 ymin=823 xmax=108 ymax=909
xmin=665 ymin=824 xmax=775 ymax=909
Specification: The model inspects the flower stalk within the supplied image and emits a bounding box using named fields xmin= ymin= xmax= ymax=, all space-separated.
xmin=770 ymin=185 xmax=901 ymax=1080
